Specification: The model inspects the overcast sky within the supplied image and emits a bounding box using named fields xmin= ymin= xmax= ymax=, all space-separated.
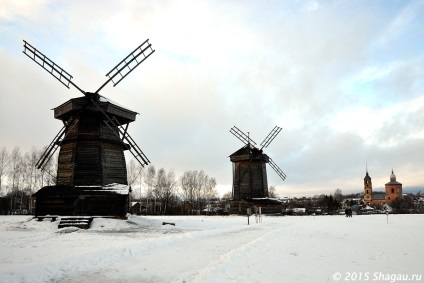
xmin=1 ymin=0 xmax=424 ymax=197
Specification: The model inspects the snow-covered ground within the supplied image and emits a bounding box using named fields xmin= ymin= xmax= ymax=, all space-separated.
xmin=0 ymin=214 xmax=423 ymax=283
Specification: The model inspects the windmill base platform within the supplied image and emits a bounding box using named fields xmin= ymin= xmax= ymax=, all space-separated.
xmin=33 ymin=184 xmax=130 ymax=218
xmin=229 ymin=198 xmax=284 ymax=215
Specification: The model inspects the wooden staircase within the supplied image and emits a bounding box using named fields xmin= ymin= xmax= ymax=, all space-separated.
xmin=58 ymin=216 xmax=93 ymax=229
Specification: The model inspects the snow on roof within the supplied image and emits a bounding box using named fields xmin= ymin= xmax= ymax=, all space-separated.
xmin=98 ymin=95 xmax=137 ymax=114
xmin=363 ymin=205 xmax=374 ymax=210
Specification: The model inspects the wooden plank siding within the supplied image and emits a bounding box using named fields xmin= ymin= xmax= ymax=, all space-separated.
xmin=56 ymin=111 xmax=128 ymax=186
xmin=232 ymin=160 xmax=269 ymax=200
xmin=230 ymin=146 xmax=269 ymax=201
xmin=34 ymin=190 xmax=129 ymax=217
xmin=54 ymin=98 xmax=132 ymax=187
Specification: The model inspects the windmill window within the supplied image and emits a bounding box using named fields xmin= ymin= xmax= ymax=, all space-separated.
xmin=391 ymin=188 xmax=394 ymax=193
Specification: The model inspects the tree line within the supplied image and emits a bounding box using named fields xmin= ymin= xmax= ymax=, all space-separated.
xmin=0 ymin=146 xmax=220 ymax=215
xmin=127 ymin=159 xmax=219 ymax=215
xmin=0 ymin=146 xmax=56 ymax=213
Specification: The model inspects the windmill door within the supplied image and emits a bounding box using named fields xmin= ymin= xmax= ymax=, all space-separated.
xmin=73 ymin=196 xmax=90 ymax=216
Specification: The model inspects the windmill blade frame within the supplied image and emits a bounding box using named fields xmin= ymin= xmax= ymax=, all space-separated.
xmin=35 ymin=125 xmax=66 ymax=170
xmin=230 ymin=126 xmax=257 ymax=146
xmin=90 ymin=99 xmax=150 ymax=167
xmin=268 ymin=157 xmax=287 ymax=181
xmin=260 ymin=126 xmax=282 ymax=150
xmin=109 ymin=115 xmax=150 ymax=165
xmin=95 ymin=39 xmax=155 ymax=94
xmin=35 ymin=114 xmax=79 ymax=171
xmin=22 ymin=40 xmax=85 ymax=95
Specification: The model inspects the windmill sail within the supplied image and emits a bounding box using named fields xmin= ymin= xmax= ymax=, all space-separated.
xmin=96 ymin=39 xmax=155 ymax=93
xmin=110 ymin=115 xmax=150 ymax=165
xmin=90 ymin=101 xmax=150 ymax=167
xmin=230 ymin=126 xmax=257 ymax=146
xmin=36 ymin=115 xmax=79 ymax=171
xmin=268 ymin=158 xmax=287 ymax=181
xmin=22 ymin=40 xmax=85 ymax=94
xmin=35 ymin=125 xmax=66 ymax=170
xmin=260 ymin=126 xmax=282 ymax=149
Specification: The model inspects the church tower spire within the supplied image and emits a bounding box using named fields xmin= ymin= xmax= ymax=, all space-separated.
xmin=364 ymin=165 xmax=372 ymax=205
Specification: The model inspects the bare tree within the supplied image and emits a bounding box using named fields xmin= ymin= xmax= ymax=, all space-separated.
xmin=27 ymin=147 xmax=39 ymax=192
xmin=163 ymin=169 xmax=178 ymax=214
xmin=180 ymin=170 xmax=217 ymax=214
xmin=269 ymin=186 xmax=278 ymax=198
xmin=127 ymin=159 xmax=144 ymax=200
xmin=334 ymin=188 xmax=343 ymax=202
xmin=222 ymin=191 xmax=232 ymax=201
xmin=180 ymin=170 xmax=204 ymax=213
xmin=0 ymin=147 xmax=9 ymax=195
xmin=202 ymin=176 xmax=217 ymax=213
xmin=180 ymin=170 xmax=200 ymax=213
xmin=144 ymin=165 xmax=156 ymax=213
xmin=180 ymin=170 xmax=195 ymax=214
xmin=37 ymin=147 xmax=57 ymax=187
xmin=0 ymin=146 xmax=57 ymax=213
xmin=46 ymin=154 xmax=58 ymax=186
xmin=8 ymin=147 xmax=21 ymax=189
xmin=155 ymin=168 xmax=177 ymax=214
xmin=7 ymin=146 xmax=24 ymax=211
xmin=193 ymin=171 xmax=203 ymax=210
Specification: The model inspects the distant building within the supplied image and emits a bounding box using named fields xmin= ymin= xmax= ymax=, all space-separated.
xmin=385 ymin=170 xmax=403 ymax=202
xmin=371 ymin=193 xmax=386 ymax=206
xmin=363 ymin=170 xmax=372 ymax=204
xmin=363 ymin=169 xmax=403 ymax=206
xmin=341 ymin=198 xmax=362 ymax=208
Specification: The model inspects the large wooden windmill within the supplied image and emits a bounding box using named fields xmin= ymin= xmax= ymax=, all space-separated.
xmin=23 ymin=40 xmax=154 ymax=217
xmin=229 ymin=126 xmax=286 ymax=201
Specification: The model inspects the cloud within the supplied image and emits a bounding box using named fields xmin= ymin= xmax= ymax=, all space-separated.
xmin=0 ymin=0 xmax=48 ymax=20
xmin=1 ymin=0 xmax=424 ymax=197
xmin=375 ymin=0 xmax=424 ymax=46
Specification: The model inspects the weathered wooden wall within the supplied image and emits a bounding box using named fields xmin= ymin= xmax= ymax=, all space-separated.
xmin=56 ymin=111 xmax=127 ymax=186
xmin=229 ymin=146 xmax=270 ymax=201
xmin=34 ymin=194 xmax=128 ymax=217
xmin=231 ymin=155 xmax=269 ymax=200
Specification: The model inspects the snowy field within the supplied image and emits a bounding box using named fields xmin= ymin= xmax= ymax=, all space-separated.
xmin=0 ymin=214 xmax=423 ymax=283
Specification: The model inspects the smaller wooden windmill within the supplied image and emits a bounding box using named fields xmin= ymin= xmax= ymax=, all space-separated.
xmin=229 ymin=126 xmax=286 ymax=201
xmin=23 ymin=39 xmax=154 ymax=217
